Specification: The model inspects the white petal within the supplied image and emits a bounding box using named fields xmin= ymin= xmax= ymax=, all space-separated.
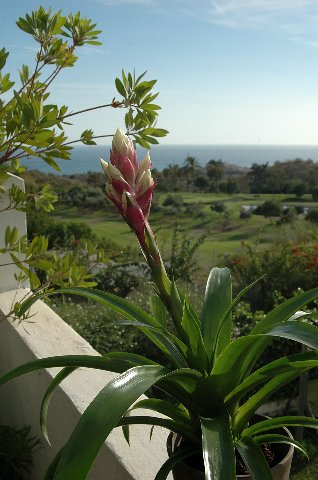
xmin=108 ymin=163 xmax=126 ymax=182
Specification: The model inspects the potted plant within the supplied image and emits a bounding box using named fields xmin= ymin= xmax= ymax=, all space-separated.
xmin=2 ymin=129 xmax=318 ymax=479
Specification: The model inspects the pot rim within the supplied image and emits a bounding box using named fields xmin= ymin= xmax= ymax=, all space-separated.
xmin=167 ymin=422 xmax=295 ymax=479
xmin=236 ymin=424 xmax=294 ymax=478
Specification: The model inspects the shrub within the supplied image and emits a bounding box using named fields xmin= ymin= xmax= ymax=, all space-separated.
xmin=276 ymin=207 xmax=297 ymax=225
xmin=253 ymin=200 xmax=282 ymax=217
xmin=219 ymin=179 xmax=240 ymax=194
xmin=162 ymin=194 xmax=184 ymax=208
xmin=210 ymin=201 xmax=226 ymax=213
xmin=184 ymin=202 xmax=205 ymax=217
xmin=94 ymin=263 xmax=142 ymax=297
xmin=229 ymin=241 xmax=318 ymax=311
xmin=165 ymin=227 xmax=206 ymax=283
xmin=240 ymin=208 xmax=252 ymax=219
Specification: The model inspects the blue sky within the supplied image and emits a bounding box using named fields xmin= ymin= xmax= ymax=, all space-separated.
xmin=3 ymin=0 xmax=318 ymax=145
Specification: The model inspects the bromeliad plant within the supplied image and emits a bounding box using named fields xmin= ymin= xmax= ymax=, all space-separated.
xmin=3 ymin=130 xmax=318 ymax=479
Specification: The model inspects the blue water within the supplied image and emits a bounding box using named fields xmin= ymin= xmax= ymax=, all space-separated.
xmin=22 ymin=144 xmax=318 ymax=174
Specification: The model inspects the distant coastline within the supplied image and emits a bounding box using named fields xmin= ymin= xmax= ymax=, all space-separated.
xmin=22 ymin=144 xmax=318 ymax=175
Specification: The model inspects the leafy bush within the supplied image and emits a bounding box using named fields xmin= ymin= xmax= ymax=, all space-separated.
xmin=165 ymin=227 xmax=206 ymax=283
xmin=50 ymin=296 xmax=165 ymax=364
xmin=162 ymin=194 xmax=184 ymax=208
xmin=210 ymin=201 xmax=226 ymax=213
xmin=94 ymin=263 xmax=142 ymax=297
xmin=229 ymin=241 xmax=318 ymax=311
xmin=184 ymin=201 xmax=205 ymax=217
xmin=27 ymin=208 xmax=97 ymax=248
xmin=240 ymin=208 xmax=252 ymax=219
xmin=276 ymin=207 xmax=297 ymax=225
xmin=253 ymin=200 xmax=282 ymax=217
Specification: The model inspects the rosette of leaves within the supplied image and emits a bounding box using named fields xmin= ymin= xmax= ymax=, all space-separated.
xmin=4 ymin=264 xmax=318 ymax=478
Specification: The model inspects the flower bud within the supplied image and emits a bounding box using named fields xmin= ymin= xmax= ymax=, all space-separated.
xmin=101 ymin=129 xmax=156 ymax=244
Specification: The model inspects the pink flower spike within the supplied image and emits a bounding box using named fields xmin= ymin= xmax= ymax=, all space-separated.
xmin=102 ymin=128 xmax=156 ymax=239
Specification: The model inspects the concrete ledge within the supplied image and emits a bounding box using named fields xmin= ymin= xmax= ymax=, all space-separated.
xmin=0 ymin=289 xmax=171 ymax=479
xmin=0 ymin=174 xmax=29 ymax=293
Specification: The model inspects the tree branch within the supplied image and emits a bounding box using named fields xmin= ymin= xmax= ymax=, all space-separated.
xmin=62 ymin=101 xmax=124 ymax=120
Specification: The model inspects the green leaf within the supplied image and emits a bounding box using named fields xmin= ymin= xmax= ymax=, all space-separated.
xmin=115 ymin=77 xmax=126 ymax=97
xmin=201 ymin=413 xmax=236 ymax=480
xmin=122 ymin=69 xmax=129 ymax=89
xmin=135 ymin=71 xmax=147 ymax=85
xmin=252 ymin=287 xmax=318 ymax=335
xmin=213 ymin=311 xmax=318 ymax=399
xmin=41 ymin=367 xmax=77 ymax=444
xmin=0 ymin=48 xmax=9 ymax=70
xmin=262 ymin=320 xmax=318 ymax=349
xmin=253 ymin=434 xmax=307 ymax=458
xmin=43 ymin=447 xmax=65 ymax=480
xmin=138 ymin=327 xmax=188 ymax=368
xmin=118 ymin=415 xmax=198 ymax=445
xmin=85 ymin=40 xmax=102 ymax=45
xmin=0 ymin=353 xmax=160 ymax=388
xmin=91 ymin=319 xmax=188 ymax=369
xmin=236 ymin=436 xmax=272 ymax=480
xmin=234 ymin=368 xmax=309 ymax=435
xmin=225 ymin=349 xmax=318 ymax=409
xmin=141 ymin=135 xmax=159 ymax=145
xmin=243 ymin=416 xmax=318 ymax=437
xmin=181 ymin=298 xmax=209 ymax=372
xmin=128 ymin=398 xmax=190 ymax=425
xmin=149 ymin=294 xmax=167 ymax=327
xmin=201 ymin=267 xmax=232 ymax=364
xmin=237 ymin=287 xmax=318 ymax=387
xmin=154 ymin=446 xmax=201 ymax=480
xmin=158 ymin=369 xmax=203 ymax=412
xmin=53 ymin=365 xmax=168 ymax=480
xmin=169 ymin=279 xmax=185 ymax=339
xmin=18 ymin=287 xmax=162 ymax=329
xmin=16 ymin=17 xmax=34 ymax=34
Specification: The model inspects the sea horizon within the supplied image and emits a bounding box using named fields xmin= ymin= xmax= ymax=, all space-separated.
xmin=22 ymin=143 xmax=318 ymax=175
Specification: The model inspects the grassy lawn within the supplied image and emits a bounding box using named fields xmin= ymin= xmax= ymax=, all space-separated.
xmin=52 ymin=192 xmax=318 ymax=275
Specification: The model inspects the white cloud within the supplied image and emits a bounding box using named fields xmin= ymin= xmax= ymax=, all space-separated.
xmin=96 ymin=0 xmax=156 ymax=6
xmin=208 ymin=0 xmax=318 ymax=29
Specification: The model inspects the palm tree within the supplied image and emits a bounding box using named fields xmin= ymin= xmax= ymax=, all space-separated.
xmin=183 ymin=155 xmax=201 ymax=190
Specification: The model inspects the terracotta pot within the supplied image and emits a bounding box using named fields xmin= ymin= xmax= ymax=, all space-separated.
xmin=167 ymin=426 xmax=294 ymax=480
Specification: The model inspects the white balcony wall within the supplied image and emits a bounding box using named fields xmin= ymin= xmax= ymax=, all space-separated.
xmin=0 ymin=180 xmax=171 ymax=479
xmin=0 ymin=174 xmax=29 ymax=292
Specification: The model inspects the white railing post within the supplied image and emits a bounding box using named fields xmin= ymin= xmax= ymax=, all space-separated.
xmin=0 ymin=173 xmax=29 ymax=293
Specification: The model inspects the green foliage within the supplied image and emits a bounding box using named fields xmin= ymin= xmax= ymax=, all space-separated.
xmin=8 ymin=272 xmax=318 ymax=478
xmin=0 ymin=424 xmax=41 ymax=480
xmin=50 ymin=296 xmax=165 ymax=364
xmin=254 ymin=200 xmax=282 ymax=218
xmin=94 ymin=264 xmax=141 ymax=297
xmin=210 ymin=201 xmax=227 ymax=213
xmin=0 ymin=6 xmax=168 ymax=322
xmin=0 ymin=6 xmax=167 ymax=169
xmin=229 ymin=241 xmax=318 ymax=311
xmin=166 ymin=227 xmax=206 ymax=283
xmin=116 ymin=69 xmax=168 ymax=148
xmin=4 ymin=7 xmax=318 ymax=480
xmin=162 ymin=194 xmax=184 ymax=208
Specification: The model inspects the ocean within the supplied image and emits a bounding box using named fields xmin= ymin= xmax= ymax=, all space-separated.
xmin=22 ymin=144 xmax=318 ymax=175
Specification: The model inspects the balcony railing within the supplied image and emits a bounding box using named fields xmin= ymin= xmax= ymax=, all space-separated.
xmin=0 ymin=175 xmax=171 ymax=479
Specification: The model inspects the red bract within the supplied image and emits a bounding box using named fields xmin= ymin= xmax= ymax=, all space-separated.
xmin=101 ymin=129 xmax=155 ymax=246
